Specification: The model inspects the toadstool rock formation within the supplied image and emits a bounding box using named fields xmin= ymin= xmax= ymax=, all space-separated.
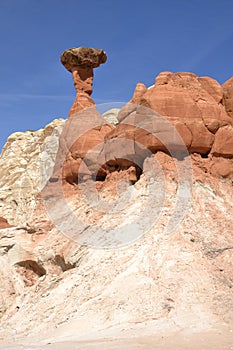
xmin=61 ymin=47 xmax=107 ymax=117
xmin=59 ymin=47 xmax=115 ymax=185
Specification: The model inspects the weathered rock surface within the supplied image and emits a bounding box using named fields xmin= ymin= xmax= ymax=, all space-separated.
xmin=0 ymin=119 xmax=65 ymax=225
xmin=122 ymin=72 xmax=232 ymax=154
xmin=60 ymin=47 xmax=107 ymax=71
xmin=118 ymin=83 xmax=147 ymax=122
xmin=211 ymin=125 xmax=233 ymax=157
xmin=223 ymin=76 xmax=233 ymax=118
xmin=102 ymin=72 xmax=233 ymax=181
xmin=68 ymin=92 xmax=95 ymax=117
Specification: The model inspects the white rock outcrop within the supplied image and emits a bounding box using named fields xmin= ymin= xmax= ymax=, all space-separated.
xmin=0 ymin=119 xmax=65 ymax=225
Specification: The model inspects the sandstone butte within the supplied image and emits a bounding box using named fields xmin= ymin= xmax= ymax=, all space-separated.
xmin=0 ymin=48 xmax=232 ymax=349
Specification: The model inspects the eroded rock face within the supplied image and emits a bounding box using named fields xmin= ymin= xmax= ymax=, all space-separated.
xmin=139 ymin=72 xmax=232 ymax=152
xmin=101 ymin=72 xmax=233 ymax=182
xmin=141 ymin=72 xmax=233 ymax=177
xmin=68 ymin=92 xmax=95 ymax=117
xmin=0 ymin=119 xmax=65 ymax=225
xmin=61 ymin=47 xmax=107 ymax=117
xmin=118 ymin=83 xmax=147 ymax=123
xmin=223 ymin=76 xmax=233 ymax=118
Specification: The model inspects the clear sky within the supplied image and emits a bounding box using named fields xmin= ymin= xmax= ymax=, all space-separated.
xmin=0 ymin=0 xmax=233 ymax=150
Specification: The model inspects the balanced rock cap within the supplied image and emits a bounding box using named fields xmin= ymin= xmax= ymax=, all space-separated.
xmin=61 ymin=47 xmax=107 ymax=71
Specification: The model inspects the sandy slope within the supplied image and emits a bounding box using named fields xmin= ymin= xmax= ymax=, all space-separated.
xmin=1 ymin=327 xmax=233 ymax=350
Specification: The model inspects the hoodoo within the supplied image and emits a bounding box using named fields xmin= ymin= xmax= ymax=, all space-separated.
xmin=61 ymin=47 xmax=107 ymax=117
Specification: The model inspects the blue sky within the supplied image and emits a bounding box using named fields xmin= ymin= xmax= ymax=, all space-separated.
xmin=0 ymin=0 xmax=233 ymax=150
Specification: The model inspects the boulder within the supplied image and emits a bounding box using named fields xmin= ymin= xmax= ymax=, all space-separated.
xmin=210 ymin=157 xmax=233 ymax=178
xmin=60 ymin=47 xmax=107 ymax=71
xmin=139 ymin=72 xmax=232 ymax=154
xmin=211 ymin=125 xmax=233 ymax=157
